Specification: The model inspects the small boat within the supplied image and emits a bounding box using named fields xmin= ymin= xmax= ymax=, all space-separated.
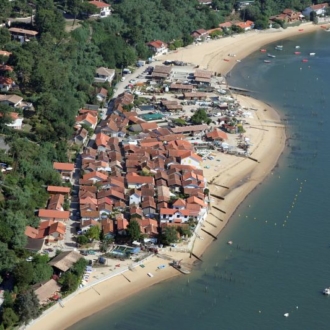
xmin=227 ymin=241 xmax=233 ymax=245
xmin=294 ymin=52 xmax=301 ymax=55
xmin=223 ymin=59 xmax=230 ymax=62
xmin=310 ymin=53 xmax=316 ymax=56
xmin=299 ymin=29 xmax=304 ymax=32
xmin=302 ymin=59 xmax=308 ymax=63
xmin=264 ymin=60 xmax=271 ymax=63
xmin=171 ymin=260 xmax=191 ymax=275
xmin=275 ymin=45 xmax=283 ymax=50
xmin=326 ymin=28 xmax=330 ymax=32
xmin=295 ymin=46 xmax=300 ymax=49
xmin=260 ymin=49 xmax=267 ymax=52
xmin=323 ymin=287 xmax=330 ymax=295
xmin=284 ymin=313 xmax=289 ymax=317
xmin=236 ymin=59 xmax=241 ymax=62
xmin=147 ymin=272 xmax=154 ymax=278
xmin=267 ymin=53 xmax=276 ymax=58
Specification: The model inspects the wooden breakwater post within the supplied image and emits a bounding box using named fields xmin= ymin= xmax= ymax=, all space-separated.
xmin=190 ymin=252 xmax=203 ymax=261
xmin=122 ymin=274 xmax=131 ymax=283
xmin=205 ymin=220 xmax=217 ymax=228
xmin=212 ymin=206 xmax=226 ymax=214
xmin=210 ymin=212 xmax=224 ymax=221
xmin=210 ymin=194 xmax=225 ymax=200
xmin=212 ymin=183 xmax=230 ymax=189
xmin=201 ymin=228 xmax=218 ymax=240
xmin=248 ymin=156 xmax=259 ymax=163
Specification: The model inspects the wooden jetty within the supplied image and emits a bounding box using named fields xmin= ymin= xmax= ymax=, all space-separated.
xmin=228 ymin=85 xmax=254 ymax=93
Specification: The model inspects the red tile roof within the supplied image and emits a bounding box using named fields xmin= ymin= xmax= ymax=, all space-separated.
xmin=75 ymin=113 xmax=97 ymax=126
xmin=47 ymin=186 xmax=71 ymax=194
xmin=49 ymin=222 xmax=66 ymax=235
xmin=0 ymin=76 xmax=14 ymax=85
xmin=126 ymin=173 xmax=154 ymax=185
xmin=147 ymin=40 xmax=167 ymax=49
xmin=88 ymin=1 xmax=110 ymax=8
xmin=53 ymin=162 xmax=74 ymax=171
xmin=95 ymin=132 xmax=110 ymax=147
xmin=38 ymin=209 xmax=70 ymax=219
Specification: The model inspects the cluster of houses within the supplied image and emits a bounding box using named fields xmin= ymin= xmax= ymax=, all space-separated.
xmin=74 ymin=97 xmax=211 ymax=241
xmin=25 ymin=185 xmax=71 ymax=251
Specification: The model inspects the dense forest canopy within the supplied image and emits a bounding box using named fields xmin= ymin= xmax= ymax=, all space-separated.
xmin=0 ymin=0 xmax=327 ymax=326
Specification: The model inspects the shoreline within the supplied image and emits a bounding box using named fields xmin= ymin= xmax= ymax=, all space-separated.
xmin=160 ymin=22 xmax=322 ymax=76
xmin=27 ymin=24 xmax=315 ymax=330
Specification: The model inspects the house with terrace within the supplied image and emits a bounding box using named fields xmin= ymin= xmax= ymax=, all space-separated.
xmin=88 ymin=1 xmax=111 ymax=17
xmin=53 ymin=162 xmax=75 ymax=182
xmin=95 ymin=67 xmax=115 ymax=84
xmin=147 ymin=40 xmax=168 ymax=56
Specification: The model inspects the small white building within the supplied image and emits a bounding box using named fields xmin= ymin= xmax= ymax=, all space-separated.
xmin=88 ymin=1 xmax=111 ymax=18
xmin=303 ymin=3 xmax=328 ymax=16
xmin=95 ymin=67 xmax=115 ymax=84
xmin=147 ymin=40 xmax=168 ymax=56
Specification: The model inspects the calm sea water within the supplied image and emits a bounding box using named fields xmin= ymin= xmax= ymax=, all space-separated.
xmin=70 ymin=31 xmax=330 ymax=330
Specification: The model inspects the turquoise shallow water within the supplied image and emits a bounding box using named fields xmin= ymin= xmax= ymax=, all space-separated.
xmin=70 ymin=31 xmax=330 ymax=330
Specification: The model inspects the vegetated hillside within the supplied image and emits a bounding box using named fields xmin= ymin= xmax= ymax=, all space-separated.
xmin=0 ymin=0 xmax=321 ymax=326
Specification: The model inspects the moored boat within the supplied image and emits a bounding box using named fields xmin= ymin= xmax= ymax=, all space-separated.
xmin=267 ymin=53 xmax=276 ymax=58
xmin=260 ymin=49 xmax=267 ymax=52
xmin=294 ymin=52 xmax=301 ymax=55
xmin=302 ymin=59 xmax=308 ymax=63
xmin=310 ymin=53 xmax=316 ymax=56
xmin=275 ymin=45 xmax=283 ymax=50
xmin=264 ymin=60 xmax=271 ymax=63
xmin=323 ymin=287 xmax=330 ymax=295
xmin=295 ymin=45 xmax=300 ymax=49
xmin=171 ymin=260 xmax=191 ymax=275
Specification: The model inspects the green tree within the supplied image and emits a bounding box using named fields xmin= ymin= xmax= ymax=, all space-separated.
xmin=32 ymin=262 xmax=53 ymax=284
xmin=310 ymin=11 xmax=317 ymax=22
xmin=177 ymin=226 xmax=192 ymax=238
xmin=190 ymin=108 xmax=211 ymax=125
xmin=14 ymin=290 xmax=40 ymax=325
xmin=99 ymin=237 xmax=114 ymax=253
xmin=173 ymin=118 xmax=186 ymax=126
xmin=13 ymin=261 xmax=34 ymax=291
xmin=86 ymin=226 xmax=100 ymax=240
xmin=0 ymin=242 xmax=16 ymax=272
xmin=71 ymin=258 xmax=88 ymax=276
xmin=162 ymin=226 xmax=178 ymax=245
xmin=59 ymin=272 xmax=79 ymax=293
xmin=1 ymin=308 xmax=19 ymax=329
xmin=34 ymin=8 xmax=65 ymax=39
xmin=76 ymin=235 xmax=89 ymax=245
xmin=127 ymin=220 xmax=141 ymax=241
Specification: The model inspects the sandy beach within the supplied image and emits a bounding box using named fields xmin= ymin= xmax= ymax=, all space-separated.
xmin=27 ymin=23 xmax=315 ymax=330
xmin=161 ymin=22 xmax=321 ymax=76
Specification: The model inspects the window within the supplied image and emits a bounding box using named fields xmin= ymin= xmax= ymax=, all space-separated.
xmin=163 ymin=215 xmax=166 ymax=219
xmin=177 ymin=214 xmax=180 ymax=218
